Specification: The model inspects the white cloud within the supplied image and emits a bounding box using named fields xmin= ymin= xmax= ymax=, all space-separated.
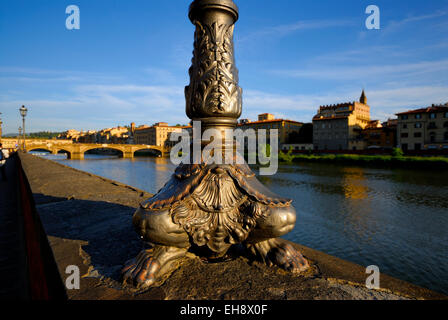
xmin=384 ymin=10 xmax=448 ymax=34
xmin=241 ymin=85 xmax=448 ymax=123
xmin=270 ymin=59 xmax=448 ymax=81
xmin=237 ymin=19 xmax=355 ymax=43
xmin=0 ymin=79 xmax=188 ymax=133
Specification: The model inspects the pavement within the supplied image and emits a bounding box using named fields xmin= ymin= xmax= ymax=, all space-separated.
xmin=16 ymin=152 xmax=447 ymax=300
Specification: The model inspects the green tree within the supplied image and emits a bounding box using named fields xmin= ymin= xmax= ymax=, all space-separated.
xmin=392 ymin=148 xmax=404 ymax=157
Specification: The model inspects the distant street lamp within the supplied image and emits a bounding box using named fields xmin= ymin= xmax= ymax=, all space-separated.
xmin=19 ymin=105 xmax=28 ymax=152
xmin=18 ymin=127 xmax=22 ymax=151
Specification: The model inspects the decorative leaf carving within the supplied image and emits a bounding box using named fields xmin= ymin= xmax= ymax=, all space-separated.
xmin=170 ymin=169 xmax=268 ymax=254
xmin=186 ymin=21 xmax=242 ymax=119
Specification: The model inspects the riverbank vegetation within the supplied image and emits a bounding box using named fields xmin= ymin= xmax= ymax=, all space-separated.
xmin=279 ymin=148 xmax=448 ymax=169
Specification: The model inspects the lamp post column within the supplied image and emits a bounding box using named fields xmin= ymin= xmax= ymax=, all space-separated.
xmin=19 ymin=105 xmax=28 ymax=152
xmin=18 ymin=127 xmax=22 ymax=151
xmin=122 ymin=0 xmax=309 ymax=289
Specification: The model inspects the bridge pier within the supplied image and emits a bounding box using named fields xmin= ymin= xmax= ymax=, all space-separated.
xmin=69 ymin=152 xmax=84 ymax=160
xmin=51 ymin=149 xmax=58 ymax=155
xmin=122 ymin=152 xmax=134 ymax=159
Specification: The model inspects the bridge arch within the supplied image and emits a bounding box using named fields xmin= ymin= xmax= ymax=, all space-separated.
xmin=81 ymin=146 xmax=125 ymax=157
xmin=133 ymin=146 xmax=163 ymax=157
xmin=55 ymin=149 xmax=72 ymax=158
xmin=28 ymin=147 xmax=52 ymax=153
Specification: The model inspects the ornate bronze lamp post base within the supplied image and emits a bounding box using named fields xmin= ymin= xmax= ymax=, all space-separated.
xmin=122 ymin=0 xmax=309 ymax=289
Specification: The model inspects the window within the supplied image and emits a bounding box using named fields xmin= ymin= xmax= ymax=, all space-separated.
xmin=415 ymin=122 xmax=422 ymax=128
xmin=415 ymin=114 xmax=422 ymax=119
xmin=402 ymin=115 xmax=408 ymax=120
xmin=445 ymin=112 xmax=448 ymax=118
xmin=430 ymin=132 xmax=436 ymax=143
xmin=430 ymin=113 xmax=437 ymax=119
xmin=402 ymin=143 xmax=408 ymax=151
xmin=415 ymin=143 xmax=421 ymax=150
xmin=445 ymin=132 xmax=448 ymax=141
xmin=402 ymin=124 xmax=408 ymax=129
xmin=414 ymin=132 xmax=422 ymax=138
xmin=444 ymin=121 xmax=448 ymax=128
xmin=428 ymin=122 xmax=437 ymax=129
xmin=401 ymin=133 xmax=408 ymax=138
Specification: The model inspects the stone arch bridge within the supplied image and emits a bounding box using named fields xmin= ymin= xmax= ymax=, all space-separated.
xmin=1 ymin=138 xmax=165 ymax=159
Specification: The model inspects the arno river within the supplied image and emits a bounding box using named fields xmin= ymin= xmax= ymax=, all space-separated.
xmin=34 ymin=152 xmax=448 ymax=295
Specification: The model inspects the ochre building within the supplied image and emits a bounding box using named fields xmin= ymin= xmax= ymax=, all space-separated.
xmin=362 ymin=119 xmax=397 ymax=150
xmin=313 ymin=91 xmax=371 ymax=151
xmin=237 ymin=114 xmax=303 ymax=147
xmin=134 ymin=122 xmax=184 ymax=148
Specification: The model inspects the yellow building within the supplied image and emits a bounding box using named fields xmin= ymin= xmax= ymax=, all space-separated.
xmin=396 ymin=104 xmax=448 ymax=151
xmin=97 ymin=126 xmax=129 ymax=144
xmin=258 ymin=113 xmax=275 ymax=121
xmin=313 ymin=90 xmax=371 ymax=150
xmin=58 ymin=129 xmax=82 ymax=141
xmin=134 ymin=122 xmax=183 ymax=148
xmin=237 ymin=114 xmax=303 ymax=146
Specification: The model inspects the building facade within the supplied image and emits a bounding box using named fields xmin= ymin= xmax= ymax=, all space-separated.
xmin=59 ymin=126 xmax=132 ymax=144
xmin=362 ymin=119 xmax=397 ymax=150
xmin=396 ymin=104 xmax=448 ymax=151
xmin=313 ymin=91 xmax=371 ymax=150
xmin=237 ymin=114 xmax=303 ymax=147
xmin=134 ymin=122 xmax=184 ymax=148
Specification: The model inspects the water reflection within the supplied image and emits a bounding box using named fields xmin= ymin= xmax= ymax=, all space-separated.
xmin=257 ymin=162 xmax=448 ymax=295
xmin=341 ymin=167 xmax=368 ymax=200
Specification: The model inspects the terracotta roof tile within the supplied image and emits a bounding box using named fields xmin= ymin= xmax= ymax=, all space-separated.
xmin=237 ymin=119 xmax=303 ymax=126
xmin=396 ymin=105 xmax=448 ymax=115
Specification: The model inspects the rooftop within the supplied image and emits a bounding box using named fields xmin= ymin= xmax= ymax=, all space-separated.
xmin=396 ymin=104 xmax=448 ymax=116
xmin=237 ymin=118 xmax=303 ymax=126
xmin=313 ymin=115 xmax=348 ymax=121
xmin=319 ymin=102 xmax=355 ymax=110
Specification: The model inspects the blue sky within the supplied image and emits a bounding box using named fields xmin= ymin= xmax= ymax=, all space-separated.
xmin=1 ymin=0 xmax=448 ymax=134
